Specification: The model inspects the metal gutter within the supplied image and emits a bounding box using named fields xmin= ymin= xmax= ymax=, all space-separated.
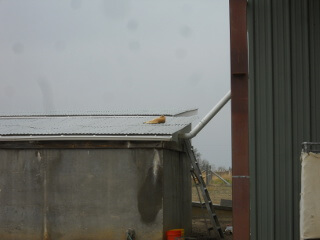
xmin=179 ymin=91 xmax=231 ymax=139
xmin=0 ymin=135 xmax=172 ymax=142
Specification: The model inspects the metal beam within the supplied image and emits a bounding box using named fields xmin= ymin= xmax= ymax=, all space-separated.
xmin=229 ymin=0 xmax=250 ymax=239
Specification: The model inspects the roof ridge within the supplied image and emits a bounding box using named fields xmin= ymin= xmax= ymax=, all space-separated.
xmin=0 ymin=108 xmax=198 ymax=117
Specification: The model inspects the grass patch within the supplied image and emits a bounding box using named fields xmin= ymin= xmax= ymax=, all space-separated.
xmin=192 ymin=173 xmax=232 ymax=204
xmin=212 ymin=172 xmax=232 ymax=185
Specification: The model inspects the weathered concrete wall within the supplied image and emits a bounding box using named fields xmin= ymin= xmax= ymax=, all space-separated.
xmin=0 ymin=150 xmax=44 ymax=240
xmin=0 ymin=148 xmax=165 ymax=240
xmin=0 ymin=146 xmax=191 ymax=240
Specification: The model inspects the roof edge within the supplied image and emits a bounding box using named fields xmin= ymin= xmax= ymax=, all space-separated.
xmin=0 ymin=108 xmax=198 ymax=117
xmin=174 ymin=109 xmax=198 ymax=117
xmin=0 ymin=135 xmax=172 ymax=142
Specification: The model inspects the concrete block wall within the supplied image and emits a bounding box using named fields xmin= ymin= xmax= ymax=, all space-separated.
xmin=0 ymin=144 xmax=191 ymax=240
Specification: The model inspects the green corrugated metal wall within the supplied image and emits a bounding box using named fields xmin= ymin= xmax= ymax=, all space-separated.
xmin=248 ymin=0 xmax=320 ymax=239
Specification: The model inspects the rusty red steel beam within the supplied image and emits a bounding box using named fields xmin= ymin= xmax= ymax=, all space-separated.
xmin=229 ymin=0 xmax=250 ymax=239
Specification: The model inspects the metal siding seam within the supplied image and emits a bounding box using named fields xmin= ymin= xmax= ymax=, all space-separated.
xmin=254 ymin=0 xmax=274 ymax=238
xmin=302 ymin=1 xmax=311 ymax=140
xmin=266 ymin=0 xmax=275 ymax=239
xmin=309 ymin=1 xmax=320 ymax=141
xmin=291 ymin=1 xmax=310 ymax=239
xmin=317 ymin=1 xmax=320 ymax=140
xmin=255 ymin=0 xmax=263 ymax=237
xmin=309 ymin=1 xmax=315 ymax=141
xmin=286 ymin=1 xmax=294 ymax=239
xmin=286 ymin=42 xmax=294 ymax=240
xmin=272 ymin=0 xmax=281 ymax=238
xmin=314 ymin=2 xmax=320 ymax=140
xmin=272 ymin=0 xmax=293 ymax=239
xmin=254 ymin=0 xmax=262 ymax=237
xmin=312 ymin=2 xmax=317 ymax=139
xmin=268 ymin=0 xmax=275 ymax=237
xmin=318 ymin=2 xmax=320 ymax=140
xmin=291 ymin=1 xmax=299 ymax=238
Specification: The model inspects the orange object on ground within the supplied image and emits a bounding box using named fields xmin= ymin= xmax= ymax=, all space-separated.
xmin=171 ymin=229 xmax=184 ymax=236
xmin=166 ymin=230 xmax=181 ymax=240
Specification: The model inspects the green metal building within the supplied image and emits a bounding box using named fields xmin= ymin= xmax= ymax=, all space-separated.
xmin=247 ymin=0 xmax=320 ymax=239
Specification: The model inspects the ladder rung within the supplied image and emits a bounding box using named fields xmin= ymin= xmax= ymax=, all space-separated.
xmin=202 ymin=201 xmax=212 ymax=206
xmin=208 ymin=226 xmax=222 ymax=231
xmin=185 ymin=139 xmax=224 ymax=239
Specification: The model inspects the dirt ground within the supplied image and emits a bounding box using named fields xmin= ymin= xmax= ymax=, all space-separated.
xmin=191 ymin=219 xmax=233 ymax=240
xmin=191 ymin=175 xmax=233 ymax=240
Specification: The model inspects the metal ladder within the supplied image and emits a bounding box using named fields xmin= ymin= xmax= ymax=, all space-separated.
xmin=184 ymin=139 xmax=224 ymax=239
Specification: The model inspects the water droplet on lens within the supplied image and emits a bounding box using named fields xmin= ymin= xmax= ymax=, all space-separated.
xmin=127 ymin=19 xmax=138 ymax=31
xmin=12 ymin=43 xmax=24 ymax=54
xmin=179 ymin=25 xmax=192 ymax=38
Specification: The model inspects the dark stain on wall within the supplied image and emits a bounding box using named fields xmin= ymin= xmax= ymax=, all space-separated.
xmin=137 ymin=166 xmax=163 ymax=223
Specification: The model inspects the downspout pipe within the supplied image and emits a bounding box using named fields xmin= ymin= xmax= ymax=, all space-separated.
xmin=179 ymin=91 xmax=231 ymax=139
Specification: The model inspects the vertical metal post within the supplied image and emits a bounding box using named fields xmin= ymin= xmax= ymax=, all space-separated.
xmin=229 ymin=0 xmax=250 ymax=239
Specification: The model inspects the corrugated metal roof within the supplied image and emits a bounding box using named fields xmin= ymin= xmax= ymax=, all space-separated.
xmin=0 ymin=115 xmax=196 ymax=137
xmin=0 ymin=108 xmax=198 ymax=117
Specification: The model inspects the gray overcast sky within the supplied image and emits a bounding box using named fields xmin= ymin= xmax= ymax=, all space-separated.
xmin=0 ymin=0 xmax=231 ymax=168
